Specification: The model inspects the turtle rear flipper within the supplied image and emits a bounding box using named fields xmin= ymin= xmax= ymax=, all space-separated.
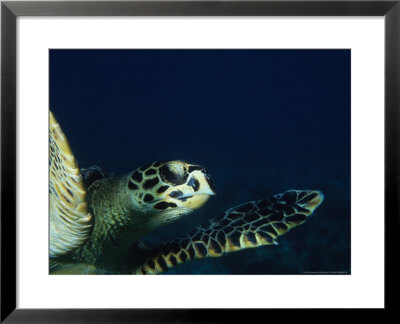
xmin=50 ymin=261 xmax=98 ymax=275
xmin=49 ymin=111 xmax=92 ymax=258
xmin=134 ymin=189 xmax=324 ymax=274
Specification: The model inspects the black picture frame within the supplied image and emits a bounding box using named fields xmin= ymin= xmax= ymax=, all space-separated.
xmin=1 ymin=0 xmax=398 ymax=321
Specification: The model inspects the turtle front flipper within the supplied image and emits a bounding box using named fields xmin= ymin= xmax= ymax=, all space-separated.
xmin=49 ymin=111 xmax=92 ymax=259
xmin=134 ymin=189 xmax=324 ymax=274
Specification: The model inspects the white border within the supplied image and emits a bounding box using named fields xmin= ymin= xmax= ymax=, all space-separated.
xmin=17 ymin=17 xmax=384 ymax=308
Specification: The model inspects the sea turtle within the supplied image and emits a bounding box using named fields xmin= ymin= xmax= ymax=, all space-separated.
xmin=49 ymin=110 xmax=324 ymax=275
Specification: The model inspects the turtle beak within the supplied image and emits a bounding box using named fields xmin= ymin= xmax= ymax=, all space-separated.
xmin=187 ymin=168 xmax=216 ymax=197
xmin=203 ymin=173 xmax=216 ymax=196
xmin=161 ymin=166 xmax=216 ymax=210
xmin=175 ymin=169 xmax=215 ymax=210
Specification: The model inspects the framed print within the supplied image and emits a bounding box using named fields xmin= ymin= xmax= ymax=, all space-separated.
xmin=48 ymin=48 xmax=348 ymax=277
xmin=1 ymin=0 xmax=399 ymax=321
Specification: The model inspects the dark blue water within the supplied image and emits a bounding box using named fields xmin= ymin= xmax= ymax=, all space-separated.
xmin=50 ymin=49 xmax=350 ymax=274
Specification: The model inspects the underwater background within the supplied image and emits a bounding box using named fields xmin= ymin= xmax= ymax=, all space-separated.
xmin=50 ymin=49 xmax=350 ymax=275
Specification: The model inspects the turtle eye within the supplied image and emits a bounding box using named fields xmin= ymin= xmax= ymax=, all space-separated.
xmin=159 ymin=162 xmax=188 ymax=185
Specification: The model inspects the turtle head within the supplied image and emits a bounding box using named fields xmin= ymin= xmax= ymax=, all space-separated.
xmin=127 ymin=160 xmax=216 ymax=227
